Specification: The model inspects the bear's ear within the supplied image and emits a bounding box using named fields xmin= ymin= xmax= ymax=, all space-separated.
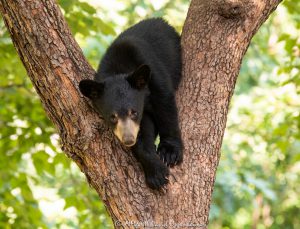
xmin=79 ymin=79 xmax=104 ymax=99
xmin=127 ymin=64 xmax=151 ymax=90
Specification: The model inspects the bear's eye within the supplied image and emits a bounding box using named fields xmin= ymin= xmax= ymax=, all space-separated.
xmin=110 ymin=114 xmax=118 ymax=124
xmin=130 ymin=110 xmax=138 ymax=120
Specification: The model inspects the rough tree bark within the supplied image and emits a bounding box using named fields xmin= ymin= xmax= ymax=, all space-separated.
xmin=0 ymin=0 xmax=281 ymax=228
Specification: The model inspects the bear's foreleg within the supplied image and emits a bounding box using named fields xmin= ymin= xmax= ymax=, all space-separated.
xmin=132 ymin=113 xmax=169 ymax=189
xmin=152 ymin=93 xmax=183 ymax=167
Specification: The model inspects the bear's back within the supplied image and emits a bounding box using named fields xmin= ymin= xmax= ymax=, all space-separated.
xmin=97 ymin=18 xmax=181 ymax=90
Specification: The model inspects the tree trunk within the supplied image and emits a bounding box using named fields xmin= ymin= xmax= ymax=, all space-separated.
xmin=0 ymin=0 xmax=281 ymax=228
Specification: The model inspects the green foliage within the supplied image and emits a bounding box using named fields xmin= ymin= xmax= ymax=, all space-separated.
xmin=0 ymin=0 xmax=299 ymax=228
xmin=0 ymin=1 xmax=115 ymax=228
xmin=210 ymin=1 xmax=300 ymax=228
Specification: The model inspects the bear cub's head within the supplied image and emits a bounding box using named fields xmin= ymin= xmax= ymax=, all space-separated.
xmin=79 ymin=65 xmax=150 ymax=147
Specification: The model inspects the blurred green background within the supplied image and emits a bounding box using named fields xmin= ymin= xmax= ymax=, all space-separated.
xmin=0 ymin=0 xmax=299 ymax=228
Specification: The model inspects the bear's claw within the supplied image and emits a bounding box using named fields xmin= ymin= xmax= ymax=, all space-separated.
xmin=158 ymin=139 xmax=183 ymax=167
xmin=145 ymin=160 xmax=169 ymax=189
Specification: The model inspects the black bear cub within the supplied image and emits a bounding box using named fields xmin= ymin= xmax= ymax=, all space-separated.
xmin=79 ymin=18 xmax=183 ymax=189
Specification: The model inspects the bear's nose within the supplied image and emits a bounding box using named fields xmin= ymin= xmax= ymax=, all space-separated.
xmin=122 ymin=136 xmax=135 ymax=147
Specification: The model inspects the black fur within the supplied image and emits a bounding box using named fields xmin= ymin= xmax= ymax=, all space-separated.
xmin=79 ymin=18 xmax=183 ymax=189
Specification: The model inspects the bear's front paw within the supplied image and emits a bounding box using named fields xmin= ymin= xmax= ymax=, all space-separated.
xmin=145 ymin=161 xmax=169 ymax=190
xmin=158 ymin=138 xmax=183 ymax=167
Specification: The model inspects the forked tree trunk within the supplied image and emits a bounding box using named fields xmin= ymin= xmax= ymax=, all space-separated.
xmin=0 ymin=0 xmax=281 ymax=227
